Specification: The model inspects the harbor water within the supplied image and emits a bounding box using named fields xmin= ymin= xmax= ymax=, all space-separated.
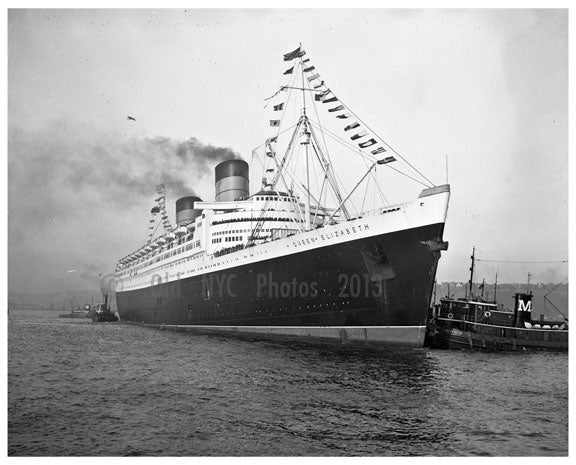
xmin=8 ymin=309 xmax=568 ymax=456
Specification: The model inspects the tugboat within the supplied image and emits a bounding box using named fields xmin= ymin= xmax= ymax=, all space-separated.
xmin=91 ymin=280 xmax=119 ymax=323
xmin=91 ymin=302 xmax=119 ymax=322
xmin=426 ymin=247 xmax=568 ymax=351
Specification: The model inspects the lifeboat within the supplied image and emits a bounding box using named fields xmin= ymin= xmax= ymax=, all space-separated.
xmin=156 ymin=237 xmax=167 ymax=245
xmin=143 ymin=246 xmax=152 ymax=252
xmin=150 ymin=242 xmax=159 ymax=249
xmin=165 ymin=233 xmax=176 ymax=241
xmin=174 ymin=226 xmax=187 ymax=236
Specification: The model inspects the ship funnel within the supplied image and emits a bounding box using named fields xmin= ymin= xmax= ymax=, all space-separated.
xmin=176 ymin=196 xmax=203 ymax=226
xmin=513 ymin=293 xmax=533 ymax=327
xmin=215 ymin=159 xmax=249 ymax=202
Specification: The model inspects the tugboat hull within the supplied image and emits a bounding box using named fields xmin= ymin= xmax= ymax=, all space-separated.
xmin=427 ymin=319 xmax=568 ymax=351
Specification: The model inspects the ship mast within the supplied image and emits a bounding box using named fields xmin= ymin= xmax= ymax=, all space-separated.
xmin=263 ymin=54 xmax=353 ymax=231
xmin=147 ymin=183 xmax=172 ymax=244
xmin=467 ymin=246 xmax=475 ymax=300
xmin=255 ymin=44 xmax=425 ymax=239
xmin=300 ymin=59 xmax=312 ymax=231
xmin=302 ymin=119 xmax=312 ymax=231
xmin=493 ymin=271 xmax=498 ymax=304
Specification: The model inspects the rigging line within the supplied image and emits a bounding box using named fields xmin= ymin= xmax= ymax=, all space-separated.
xmin=268 ymin=69 xmax=299 ymax=151
xmin=273 ymin=128 xmax=307 ymax=229
xmin=313 ymin=119 xmax=374 ymax=216
xmin=312 ymin=173 xmax=328 ymax=225
xmin=308 ymin=120 xmax=430 ymax=188
xmin=153 ymin=219 xmax=162 ymax=237
xmin=229 ymin=102 xmax=269 ymax=150
xmin=146 ymin=210 xmax=161 ymax=244
xmin=371 ymin=166 xmax=390 ymax=206
xmin=351 ymin=124 xmax=389 ymax=209
xmin=260 ymin=66 xmax=300 ymax=184
xmin=308 ymin=131 xmax=346 ymax=215
xmin=331 ymin=164 xmax=359 ymax=217
xmin=373 ymin=175 xmax=378 ymax=209
xmin=308 ymin=93 xmax=351 ymax=218
xmin=300 ymin=56 xmax=307 ymax=113
xmin=476 ymin=259 xmax=568 ymax=264
xmin=309 ymin=90 xmax=361 ymax=166
xmin=308 ymin=120 xmax=374 ymax=163
xmin=308 ymin=125 xmax=352 ymax=219
xmin=144 ymin=219 xmax=162 ymax=248
xmin=280 ymin=86 xmax=326 ymax=92
xmin=332 ymin=94 xmax=435 ymax=188
xmin=357 ymin=139 xmax=379 ymax=211
xmin=372 ymin=175 xmax=377 ymax=211
xmin=251 ymin=127 xmax=307 ymax=243
xmin=289 ymin=146 xmax=304 ymax=197
xmin=309 ymin=79 xmax=402 ymax=165
xmin=310 ymin=140 xmax=320 ymax=195
xmin=252 ymin=148 xmax=265 ymax=192
xmin=271 ymin=116 xmax=303 ymax=189
xmin=288 ymin=142 xmax=307 ymax=228
xmin=260 ymin=149 xmax=265 ymax=190
xmin=545 ymin=278 xmax=568 ymax=294
xmin=252 ymin=123 xmax=299 ymax=151
xmin=307 ymin=75 xmax=358 ymax=217
xmin=361 ymin=172 xmax=370 ymax=212
xmin=309 ymin=84 xmax=335 ymax=168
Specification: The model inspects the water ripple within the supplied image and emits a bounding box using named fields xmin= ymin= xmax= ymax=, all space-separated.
xmin=8 ymin=309 xmax=568 ymax=456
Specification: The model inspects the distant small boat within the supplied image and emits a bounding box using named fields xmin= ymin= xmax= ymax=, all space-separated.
xmin=59 ymin=306 xmax=91 ymax=319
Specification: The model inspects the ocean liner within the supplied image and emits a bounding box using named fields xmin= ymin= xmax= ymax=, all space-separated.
xmin=115 ymin=46 xmax=451 ymax=346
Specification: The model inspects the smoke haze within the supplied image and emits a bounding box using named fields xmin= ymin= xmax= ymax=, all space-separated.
xmin=8 ymin=120 xmax=238 ymax=293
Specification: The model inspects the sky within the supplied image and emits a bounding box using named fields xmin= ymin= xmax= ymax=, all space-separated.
xmin=7 ymin=8 xmax=569 ymax=294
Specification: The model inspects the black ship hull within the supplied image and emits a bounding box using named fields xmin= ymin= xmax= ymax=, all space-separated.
xmin=117 ymin=223 xmax=445 ymax=346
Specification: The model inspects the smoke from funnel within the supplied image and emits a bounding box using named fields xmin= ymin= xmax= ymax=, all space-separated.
xmin=9 ymin=120 xmax=243 ymax=294
xmin=99 ymin=274 xmax=116 ymax=297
